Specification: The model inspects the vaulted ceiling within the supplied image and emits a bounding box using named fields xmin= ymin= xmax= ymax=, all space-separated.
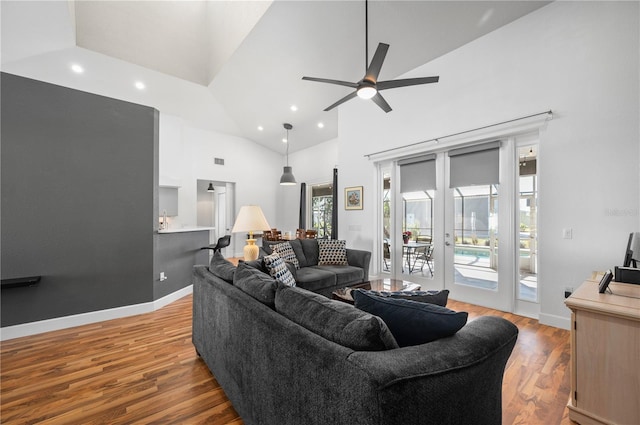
xmin=1 ymin=1 xmax=550 ymax=154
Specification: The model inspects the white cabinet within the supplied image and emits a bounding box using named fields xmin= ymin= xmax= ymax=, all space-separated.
xmin=565 ymin=280 xmax=640 ymax=425
xmin=159 ymin=187 xmax=179 ymax=216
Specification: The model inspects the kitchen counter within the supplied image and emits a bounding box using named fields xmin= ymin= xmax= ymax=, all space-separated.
xmin=158 ymin=226 xmax=215 ymax=234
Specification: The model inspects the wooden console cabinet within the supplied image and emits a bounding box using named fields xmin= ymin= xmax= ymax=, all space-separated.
xmin=565 ymin=279 xmax=640 ymax=425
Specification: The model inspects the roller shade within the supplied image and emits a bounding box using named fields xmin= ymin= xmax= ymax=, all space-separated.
xmin=399 ymin=154 xmax=436 ymax=192
xmin=449 ymin=141 xmax=500 ymax=188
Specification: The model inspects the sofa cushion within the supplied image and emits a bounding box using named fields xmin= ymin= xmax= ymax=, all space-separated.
xmin=313 ymin=264 xmax=364 ymax=286
xmin=294 ymin=267 xmax=337 ymax=292
xmin=264 ymin=253 xmax=296 ymax=287
xmin=241 ymin=258 xmax=267 ymax=273
xmin=287 ymin=238 xmax=308 ymax=267
xmin=233 ymin=262 xmax=277 ymax=307
xmin=271 ymin=242 xmax=300 ymax=269
xmin=318 ymin=239 xmax=348 ymax=266
xmin=353 ymin=290 xmax=468 ymax=347
xmin=300 ymin=239 xmax=320 ymax=266
xmin=208 ymin=251 xmax=236 ymax=283
xmin=362 ymin=289 xmax=449 ymax=307
xmin=275 ymin=285 xmax=399 ymax=351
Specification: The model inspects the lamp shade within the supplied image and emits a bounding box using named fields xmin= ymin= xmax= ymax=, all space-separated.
xmin=207 ymin=182 xmax=215 ymax=192
xmin=232 ymin=205 xmax=271 ymax=261
xmin=280 ymin=166 xmax=296 ymax=185
xmin=231 ymin=205 xmax=271 ymax=234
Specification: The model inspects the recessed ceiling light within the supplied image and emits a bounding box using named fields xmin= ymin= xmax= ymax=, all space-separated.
xmin=135 ymin=81 xmax=146 ymax=90
xmin=317 ymin=122 xmax=324 ymax=129
xmin=257 ymin=125 xmax=264 ymax=131
xmin=290 ymin=105 xmax=298 ymax=112
xmin=71 ymin=64 xmax=84 ymax=74
xmin=282 ymin=138 xmax=288 ymax=143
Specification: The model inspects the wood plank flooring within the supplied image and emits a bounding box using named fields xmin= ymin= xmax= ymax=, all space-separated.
xmin=1 ymin=293 xmax=573 ymax=424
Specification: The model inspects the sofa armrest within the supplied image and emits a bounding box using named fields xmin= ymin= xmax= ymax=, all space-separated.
xmin=346 ymin=249 xmax=371 ymax=281
xmin=347 ymin=316 xmax=518 ymax=424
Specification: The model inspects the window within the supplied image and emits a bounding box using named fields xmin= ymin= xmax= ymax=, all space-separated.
xmin=311 ymin=184 xmax=333 ymax=238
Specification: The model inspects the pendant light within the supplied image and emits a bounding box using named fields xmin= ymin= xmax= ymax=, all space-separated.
xmin=207 ymin=182 xmax=215 ymax=192
xmin=280 ymin=123 xmax=296 ymax=186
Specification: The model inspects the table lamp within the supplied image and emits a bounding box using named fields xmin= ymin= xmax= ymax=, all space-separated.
xmin=231 ymin=205 xmax=271 ymax=261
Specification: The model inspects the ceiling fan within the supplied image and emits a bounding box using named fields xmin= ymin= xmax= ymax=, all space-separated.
xmin=302 ymin=0 xmax=439 ymax=113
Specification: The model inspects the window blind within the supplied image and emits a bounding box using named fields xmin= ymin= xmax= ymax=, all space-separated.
xmin=448 ymin=141 xmax=500 ymax=188
xmin=399 ymin=154 xmax=436 ymax=192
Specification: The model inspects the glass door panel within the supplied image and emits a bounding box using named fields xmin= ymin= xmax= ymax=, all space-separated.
xmin=402 ymin=190 xmax=435 ymax=278
xmin=518 ymin=146 xmax=538 ymax=301
xmin=453 ymin=185 xmax=499 ymax=290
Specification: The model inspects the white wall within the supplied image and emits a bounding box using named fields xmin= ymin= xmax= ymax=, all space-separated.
xmin=159 ymin=112 xmax=283 ymax=256
xmin=277 ymin=138 xmax=339 ymax=234
xmin=310 ymin=1 xmax=639 ymax=328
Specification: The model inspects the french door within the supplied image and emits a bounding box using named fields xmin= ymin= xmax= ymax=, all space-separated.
xmin=384 ymin=139 xmax=520 ymax=312
xmin=441 ymin=141 xmax=515 ymax=312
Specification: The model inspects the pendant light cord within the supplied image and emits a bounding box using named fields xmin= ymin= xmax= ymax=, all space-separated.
xmin=285 ymin=127 xmax=290 ymax=166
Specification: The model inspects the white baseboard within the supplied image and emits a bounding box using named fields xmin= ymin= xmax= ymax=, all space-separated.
xmin=0 ymin=285 xmax=193 ymax=341
xmin=539 ymin=312 xmax=571 ymax=330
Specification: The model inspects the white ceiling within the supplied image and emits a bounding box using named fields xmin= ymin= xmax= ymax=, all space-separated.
xmin=1 ymin=0 xmax=550 ymax=154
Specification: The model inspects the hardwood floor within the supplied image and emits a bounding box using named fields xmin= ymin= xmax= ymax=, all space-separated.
xmin=1 ymin=294 xmax=572 ymax=424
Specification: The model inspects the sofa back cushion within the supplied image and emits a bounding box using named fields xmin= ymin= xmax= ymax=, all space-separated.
xmin=275 ymin=285 xmax=398 ymax=351
xmin=233 ymin=261 xmax=277 ymax=308
xmin=300 ymin=239 xmax=320 ymax=266
xmin=208 ymin=251 xmax=236 ymax=283
xmin=353 ymin=290 xmax=467 ymax=347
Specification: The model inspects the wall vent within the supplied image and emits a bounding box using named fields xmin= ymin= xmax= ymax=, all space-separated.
xmin=214 ymin=157 xmax=225 ymax=165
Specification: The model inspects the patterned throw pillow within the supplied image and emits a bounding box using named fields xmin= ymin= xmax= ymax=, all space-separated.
xmin=272 ymin=242 xmax=300 ymax=269
xmin=263 ymin=253 xmax=296 ymax=287
xmin=318 ymin=239 xmax=348 ymax=266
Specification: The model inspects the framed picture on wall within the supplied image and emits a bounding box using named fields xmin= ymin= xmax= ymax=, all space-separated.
xmin=345 ymin=186 xmax=363 ymax=210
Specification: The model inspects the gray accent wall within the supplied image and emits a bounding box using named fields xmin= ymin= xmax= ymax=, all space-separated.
xmin=1 ymin=73 xmax=158 ymax=327
xmin=154 ymin=232 xmax=208 ymax=300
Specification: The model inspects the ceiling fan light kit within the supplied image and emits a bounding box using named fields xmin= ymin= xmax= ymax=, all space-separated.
xmin=302 ymin=0 xmax=439 ymax=113
xmin=357 ymin=82 xmax=377 ymax=99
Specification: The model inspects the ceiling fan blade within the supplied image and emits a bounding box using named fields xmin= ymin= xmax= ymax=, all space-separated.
xmin=302 ymin=76 xmax=358 ymax=89
xmin=324 ymin=91 xmax=358 ymax=111
xmin=364 ymin=43 xmax=389 ymax=83
xmin=371 ymin=92 xmax=392 ymax=113
xmin=377 ymin=76 xmax=440 ymax=91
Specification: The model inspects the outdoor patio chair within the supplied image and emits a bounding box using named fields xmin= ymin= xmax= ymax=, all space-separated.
xmin=383 ymin=240 xmax=391 ymax=271
xmin=412 ymin=245 xmax=434 ymax=276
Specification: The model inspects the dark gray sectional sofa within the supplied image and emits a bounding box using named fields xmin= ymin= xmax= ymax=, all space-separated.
xmin=261 ymin=239 xmax=371 ymax=297
xmin=192 ymin=259 xmax=519 ymax=425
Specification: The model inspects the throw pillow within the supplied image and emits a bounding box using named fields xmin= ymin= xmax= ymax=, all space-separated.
xmin=361 ymin=289 xmax=449 ymax=307
xmin=317 ymin=239 xmax=348 ymax=266
xmin=264 ymin=253 xmax=296 ymax=287
xmin=272 ymin=242 xmax=300 ymax=269
xmin=353 ymin=290 xmax=468 ymax=347
xmin=233 ymin=262 xmax=277 ymax=307
xmin=208 ymin=251 xmax=236 ymax=283
xmin=275 ymin=285 xmax=398 ymax=351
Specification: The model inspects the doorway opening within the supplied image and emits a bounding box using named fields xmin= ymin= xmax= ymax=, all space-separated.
xmin=196 ymin=180 xmax=236 ymax=258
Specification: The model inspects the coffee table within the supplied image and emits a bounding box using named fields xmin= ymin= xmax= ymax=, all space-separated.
xmin=332 ymin=278 xmax=421 ymax=304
